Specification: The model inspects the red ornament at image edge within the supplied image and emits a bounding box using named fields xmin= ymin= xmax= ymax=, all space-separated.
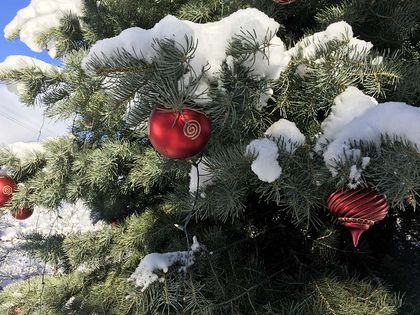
xmin=12 ymin=208 xmax=34 ymax=220
xmin=326 ymin=187 xmax=389 ymax=247
xmin=148 ymin=107 xmax=211 ymax=159
xmin=0 ymin=176 xmax=16 ymax=207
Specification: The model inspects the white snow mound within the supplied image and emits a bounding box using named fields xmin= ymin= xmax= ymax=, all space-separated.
xmin=83 ymin=8 xmax=290 ymax=100
xmin=4 ymin=0 xmax=83 ymax=57
xmin=129 ymin=236 xmax=201 ymax=292
xmin=288 ymin=21 xmax=373 ymax=60
xmin=0 ymin=55 xmax=57 ymax=73
xmin=265 ymin=119 xmax=305 ymax=152
xmin=246 ymin=138 xmax=282 ymax=183
xmin=315 ymin=86 xmax=378 ymax=152
xmin=0 ymin=55 xmax=59 ymax=96
xmin=322 ymin=98 xmax=420 ymax=174
xmin=7 ymin=142 xmax=45 ymax=163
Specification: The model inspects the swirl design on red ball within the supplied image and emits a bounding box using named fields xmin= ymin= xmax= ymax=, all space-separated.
xmin=3 ymin=185 xmax=13 ymax=195
xmin=183 ymin=120 xmax=201 ymax=140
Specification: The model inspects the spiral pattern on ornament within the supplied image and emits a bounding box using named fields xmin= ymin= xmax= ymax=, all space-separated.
xmin=3 ymin=185 xmax=13 ymax=195
xmin=183 ymin=120 xmax=201 ymax=140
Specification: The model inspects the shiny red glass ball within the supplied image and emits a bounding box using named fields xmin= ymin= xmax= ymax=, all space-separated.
xmin=12 ymin=208 xmax=34 ymax=220
xmin=326 ymin=187 xmax=389 ymax=247
xmin=0 ymin=176 xmax=16 ymax=207
xmin=148 ymin=107 xmax=211 ymax=160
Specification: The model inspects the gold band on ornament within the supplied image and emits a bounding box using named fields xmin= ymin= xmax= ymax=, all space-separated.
xmin=339 ymin=217 xmax=374 ymax=225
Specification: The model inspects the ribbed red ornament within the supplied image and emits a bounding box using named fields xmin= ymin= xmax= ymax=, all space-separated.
xmin=0 ymin=176 xmax=16 ymax=207
xmin=326 ymin=187 xmax=389 ymax=247
xmin=148 ymin=107 xmax=211 ymax=160
xmin=11 ymin=208 xmax=34 ymax=220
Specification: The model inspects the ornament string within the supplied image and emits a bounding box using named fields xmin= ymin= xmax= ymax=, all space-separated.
xmin=182 ymin=154 xmax=203 ymax=250
xmin=172 ymin=156 xmax=203 ymax=308
xmin=37 ymin=113 xmax=46 ymax=142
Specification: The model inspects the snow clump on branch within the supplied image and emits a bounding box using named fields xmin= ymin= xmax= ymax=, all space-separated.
xmin=246 ymin=138 xmax=282 ymax=183
xmin=4 ymin=0 xmax=83 ymax=57
xmin=129 ymin=236 xmax=202 ymax=292
xmin=0 ymin=55 xmax=59 ymax=97
xmin=315 ymin=86 xmax=378 ymax=153
xmin=288 ymin=21 xmax=373 ymax=60
xmin=82 ymin=8 xmax=291 ymax=102
xmin=265 ymin=119 xmax=306 ymax=153
xmin=246 ymin=119 xmax=305 ymax=183
xmin=318 ymin=87 xmax=420 ymax=177
xmin=7 ymin=142 xmax=46 ymax=163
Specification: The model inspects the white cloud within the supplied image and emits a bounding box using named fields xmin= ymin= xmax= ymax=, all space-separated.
xmin=0 ymin=85 xmax=69 ymax=144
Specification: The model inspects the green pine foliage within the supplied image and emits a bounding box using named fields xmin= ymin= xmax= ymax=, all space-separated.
xmin=1 ymin=0 xmax=420 ymax=314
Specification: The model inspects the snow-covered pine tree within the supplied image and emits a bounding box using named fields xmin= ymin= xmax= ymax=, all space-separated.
xmin=0 ymin=0 xmax=419 ymax=314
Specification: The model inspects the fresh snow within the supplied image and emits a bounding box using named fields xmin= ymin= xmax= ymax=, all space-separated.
xmin=265 ymin=118 xmax=305 ymax=152
xmin=81 ymin=11 xmax=375 ymax=113
xmin=246 ymin=119 xmax=305 ymax=183
xmin=82 ymin=8 xmax=290 ymax=102
xmin=361 ymin=156 xmax=371 ymax=168
xmin=0 ymin=55 xmax=57 ymax=73
xmin=129 ymin=236 xmax=201 ymax=292
xmin=0 ymin=201 xmax=103 ymax=289
xmin=315 ymin=86 xmax=378 ymax=153
xmin=319 ymin=88 xmax=420 ymax=176
xmin=7 ymin=142 xmax=45 ymax=163
xmin=0 ymin=55 xmax=59 ymax=97
xmin=4 ymin=0 xmax=83 ymax=57
xmin=347 ymin=157 xmax=370 ymax=189
xmin=348 ymin=164 xmax=362 ymax=189
xmin=0 ymin=142 xmax=46 ymax=175
xmin=246 ymin=138 xmax=282 ymax=183
xmin=288 ymin=21 xmax=373 ymax=60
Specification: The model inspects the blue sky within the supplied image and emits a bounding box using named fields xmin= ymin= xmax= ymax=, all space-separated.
xmin=0 ymin=1 xmax=68 ymax=144
xmin=0 ymin=0 xmax=54 ymax=63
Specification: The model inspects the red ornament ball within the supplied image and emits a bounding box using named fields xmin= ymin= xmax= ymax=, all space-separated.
xmin=0 ymin=176 xmax=16 ymax=207
xmin=148 ymin=107 xmax=211 ymax=159
xmin=11 ymin=207 xmax=34 ymax=220
xmin=326 ymin=187 xmax=389 ymax=247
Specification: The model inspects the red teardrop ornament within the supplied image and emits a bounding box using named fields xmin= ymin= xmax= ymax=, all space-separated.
xmin=148 ymin=107 xmax=211 ymax=160
xmin=0 ymin=176 xmax=16 ymax=207
xmin=12 ymin=207 xmax=34 ymax=220
xmin=326 ymin=187 xmax=389 ymax=247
